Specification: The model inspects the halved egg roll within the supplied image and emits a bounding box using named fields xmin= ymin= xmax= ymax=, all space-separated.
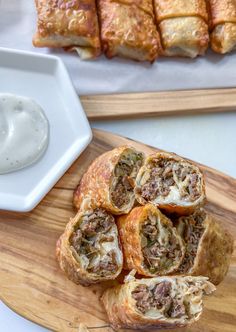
xmin=97 ymin=0 xmax=161 ymax=61
xmin=33 ymin=0 xmax=101 ymax=59
xmin=102 ymin=276 xmax=215 ymax=329
xmin=74 ymin=146 xmax=144 ymax=214
xmin=176 ymin=209 xmax=234 ymax=285
xmin=117 ymin=204 xmax=185 ymax=276
xmin=154 ymin=0 xmax=209 ymax=57
xmin=135 ymin=152 xmax=206 ymax=215
xmin=209 ymin=0 xmax=236 ymax=53
xmin=56 ymin=207 xmax=123 ymax=286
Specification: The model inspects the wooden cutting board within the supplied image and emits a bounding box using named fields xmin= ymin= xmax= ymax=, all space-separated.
xmin=81 ymin=88 xmax=236 ymax=120
xmin=0 ymin=129 xmax=235 ymax=332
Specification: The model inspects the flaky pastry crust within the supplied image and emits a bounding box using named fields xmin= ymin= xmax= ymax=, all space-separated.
xmin=155 ymin=0 xmax=208 ymax=23
xmin=73 ymin=146 xmax=144 ymax=214
xmin=153 ymin=0 xmax=209 ymax=57
xmin=176 ymin=210 xmax=234 ymax=285
xmin=159 ymin=17 xmax=209 ymax=57
xmin=33 ymin=0 xmax=101 ymax=58
xmin=209 ymin=0 xmax=236 ymax=53
xmin=97 ymin=0 xmax=161 ymax=61
xmin=56 ymin=208 xmax=123 ymax=286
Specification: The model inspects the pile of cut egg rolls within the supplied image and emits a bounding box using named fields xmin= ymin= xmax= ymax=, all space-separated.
xmin=33 ymin=0 xmax=236 ymax=61
xmin=57 ymin=146 xmax=234 ymax=330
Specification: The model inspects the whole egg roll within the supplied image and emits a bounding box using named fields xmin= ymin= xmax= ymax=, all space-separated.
xmin=209 ymin=0 xmax=236 ymax=53
xmin=135 ymin=152 xmax=206 ymax=215
xmin=97 ymin=0 xmax=161 ymax=61
xmin=154 ymin=0 xmax=209 ymax=57
xmin=102 ymin=276 xmax=215 ymax=329
xmin=176 ymin=209 xmax=234 ymax=285
xmin=33 ymin=0 xmax=101 ymax=59
xmin=117 ymin=204 xmax=185 ymax=276
xmin=74 ymin=146 xmax=144 ymax=215
xmin=56 ymin=206 xmax=123 ymax=286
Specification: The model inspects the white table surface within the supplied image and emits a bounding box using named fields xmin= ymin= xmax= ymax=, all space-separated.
xmin=1 ymin=0 xmax=236 ymax=331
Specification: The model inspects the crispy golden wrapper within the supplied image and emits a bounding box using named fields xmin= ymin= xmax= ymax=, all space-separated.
xmin=209 ymin=0 xmax=236 ymax=53
xmin=154 ymin=0 xmax=209 ymax=57
xmin=209 ymin=0 xmax=236 ymax=26
xmin=56 ymin=206 xmax=123 ymax=286
xmin=102 ymin=276 xmax=215 ymax=330
xmin=135 ymin=152 xmax=206 ymax=215
xmin=176 ymin=209 xmax=234 ymax=285
xmin=210 ymin=23 xmax=236 ymax=54
xmin=117 ymin=0 xmax=154 ymax=15
xmin=33 ymin=0 xmax=101 ymax=58
xmin=155 ymin=0 xmax=208 ymax=22
xmin=97 ymin=0 xmax=161 ymax=61
xmin=117 ymin=204 xmax=185 ymax=276
xmin=159 ymin=17 xmax=209 ymax=57
xmin=74 ymin=146 xmax=144 ymax=215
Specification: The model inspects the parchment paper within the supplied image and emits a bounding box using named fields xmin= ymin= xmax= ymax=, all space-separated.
xmin=1 ymin=0 xmax=236 ymax=95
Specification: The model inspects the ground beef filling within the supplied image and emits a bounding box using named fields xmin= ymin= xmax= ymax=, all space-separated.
xmin=111 ymin=153 xmax=143 ymax=208
xmin=178 ymin=212 xmax=206 ymax=273
xmin=140 ymin=159 xmax=201 ymax=203
xmin=141 ymin=218 xmax=182 ymax=273
xmin=132 ymin=282 xmax=186 ymax=318
xmin=70 ymin=209 xmax=118 ymax=275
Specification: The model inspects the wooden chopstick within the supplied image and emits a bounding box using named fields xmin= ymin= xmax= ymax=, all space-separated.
xmin=81 ymin=88 xmax=236 ymax=120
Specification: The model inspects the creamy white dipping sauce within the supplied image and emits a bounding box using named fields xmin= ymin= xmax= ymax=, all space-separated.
xmin=0 ymin=94 xmax=49 ymax=174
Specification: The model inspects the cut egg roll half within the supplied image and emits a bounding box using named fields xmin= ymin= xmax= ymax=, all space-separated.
xmin=74 ymin=146 xmax=144 ymax=214
xmin=176 ymin=209 xmax=234 ymax=285
xmin=56 ymin=207 xmax=123 ymax=286
xmin=135 ymin=152 xmax=206 ymax=215
xmin=117 ymin=204 xmax=185 ymax=276
xmin=102 ymin=276 xmax=215 ymax=330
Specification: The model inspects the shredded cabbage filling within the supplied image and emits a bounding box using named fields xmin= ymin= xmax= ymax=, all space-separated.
xmin=111 ymin=152 xmax=143 ymax=208
xmin=141 ymin=214 xmax=182 ymax=274
xmin=70 ymin=208 xmax=119 ymax=276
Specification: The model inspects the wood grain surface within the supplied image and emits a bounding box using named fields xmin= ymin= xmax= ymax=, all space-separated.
xmin=81 ymin=88 xmax=236 ymax=120
xmin=0 ymin=129 xmax=235 ymax=332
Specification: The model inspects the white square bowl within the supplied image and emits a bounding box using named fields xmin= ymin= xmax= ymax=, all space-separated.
xmin=0 ymin=47 xmax=92 ymax=212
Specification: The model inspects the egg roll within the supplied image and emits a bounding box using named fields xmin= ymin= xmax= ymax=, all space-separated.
xmin=33 ymin=0 xmax=101 ymax=59
xmin=97 ymin=0 xmax=161 ymax=61
xmin=56 ymin=207 xmax=123 ymax=286
xmin=118 ymin=204 xmax=185 ymax=276
xmin=154 ymin=0 xmax=209 ymax=57
xmin=74 ymin=146 xmax=144 ymax=214
xmin=102 ymin=276 xmax=215 ymax=329
xmin=135 ymin=152 xmax=206 ymax=215
xmin=176 ymin=209 xmax=234 ymax=285
xmin=209 ymin=0 xmax=236 ymax=53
